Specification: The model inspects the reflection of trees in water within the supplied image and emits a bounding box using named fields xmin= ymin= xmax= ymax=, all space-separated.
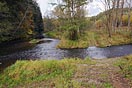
xmin=64 ymin=49 xmax=87 ymax=59
xmin=0 ymin=59 xmax=17 ymax=72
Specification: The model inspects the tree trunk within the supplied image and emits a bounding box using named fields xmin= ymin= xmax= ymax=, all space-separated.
xmin=127 ymin=0 xmax=131 ymax=30
xmin=112 ymin=0 xmax=116 ymax=31
xmin=119 ymin=0 xmax=124 ymax=28
xmin=115 ymin=0 xmax=120 ymax=29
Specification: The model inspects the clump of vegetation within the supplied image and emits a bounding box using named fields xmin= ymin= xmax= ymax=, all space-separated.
xmin=0 ymin=58 xmax=94 ymax=88
xmin=117 ymin=55 xmax=132 ymax=79
xmin=29 ymin=39 xmax=40 ymax=44
xmin=57 ymin=30 xmax=132 ymax=48
xmin=57 ymin=36 xmax=88 ymax=49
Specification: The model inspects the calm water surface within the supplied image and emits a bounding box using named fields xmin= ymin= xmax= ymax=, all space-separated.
xmin=0 ymin=38 xmax=132 ymax=71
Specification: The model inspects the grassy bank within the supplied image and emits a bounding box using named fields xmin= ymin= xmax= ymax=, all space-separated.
xmin=0 ymin=58 xmax=94 ymax=88
xmin=57 ymin=30 xmax=132 ymax=49
xmin=117 ymin=55 xmax=132 ymax=85
xmin=1 ymin=56 xmax=132 ymax=88
xmin=111 ymin=55 xmax=132 ymax=87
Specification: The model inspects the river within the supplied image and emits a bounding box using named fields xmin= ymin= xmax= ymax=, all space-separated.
xmin=0 ymin=38 xmax=132 ymax=71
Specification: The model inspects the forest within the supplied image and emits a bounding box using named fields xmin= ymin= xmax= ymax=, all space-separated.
xmin=0 ymin=0 xmax=44 ymax=43
xmin=1 ymin=0 xmax=132 ymax=88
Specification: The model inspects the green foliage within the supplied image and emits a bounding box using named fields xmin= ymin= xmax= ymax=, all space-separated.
xmin=67 ymin=25 xmax=79 ymax=31
xmin=43 ymin=16 xmax=56 ymax=32
xmin=103 ymin=82 xmax=113 ymax=88
xmin=0 ymin=58 xmax=94 ymax=88
xmin=0 ymin=2 xmax=13 ymax=42
xmin=51 ymin=0 xmax=88 ymax=40
xmin=45 ymin=31 xmax=62 ymax=39
xmin=0 ymin=2 xmax=8 ymax=11
xmin=0 ymin=0 xmax=44 ymax=43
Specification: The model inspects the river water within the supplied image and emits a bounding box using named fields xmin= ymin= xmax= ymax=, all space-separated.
xmin=0 ymin=38 xmax=132 ymax=70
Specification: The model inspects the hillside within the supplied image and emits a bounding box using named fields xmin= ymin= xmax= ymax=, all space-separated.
xmin=0 ymin=0 xmax=44 ymax=43
xmin=90 ymin=8 xmax=132 ymax=21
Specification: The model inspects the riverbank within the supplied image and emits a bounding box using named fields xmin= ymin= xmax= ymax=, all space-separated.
xmin=0 ymin=56 xmax=131 ymax=88
xmin=48 ymin=30 xmax=132 ymax=49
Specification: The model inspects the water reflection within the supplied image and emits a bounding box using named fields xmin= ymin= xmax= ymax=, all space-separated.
xmin=63 ymin=49 xmax=87 ymax=59
xmin=103 ymin=45 xmax=132 ymax=58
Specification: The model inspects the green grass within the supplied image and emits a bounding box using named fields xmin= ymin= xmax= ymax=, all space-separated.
xmin=0 ymin=58 xmax=94 ymax=88
xmin=57 ymin=38 xmax=89 ymax=49
xmin=116 ymin=55 xmax=132 ymax=79
xmin=45 ymin=31 xmax=62 ymax=39
xmin=2 ymin=56 xmax=131 ymax=88
xmin=29 ymin=39 xmax=40 ymax=44
xmin=57 ymin=30 xmax=132 ymax=49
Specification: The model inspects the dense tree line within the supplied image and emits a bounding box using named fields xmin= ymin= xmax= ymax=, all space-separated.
xmin=0 ymin=0 xmax=44 ymax=43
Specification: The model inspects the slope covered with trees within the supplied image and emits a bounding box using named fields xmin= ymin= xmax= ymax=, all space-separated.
xmin=0 ymin=0 xmax=44 ymax=43
xmin=91 ymin=8 xmax=132 ymax=29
